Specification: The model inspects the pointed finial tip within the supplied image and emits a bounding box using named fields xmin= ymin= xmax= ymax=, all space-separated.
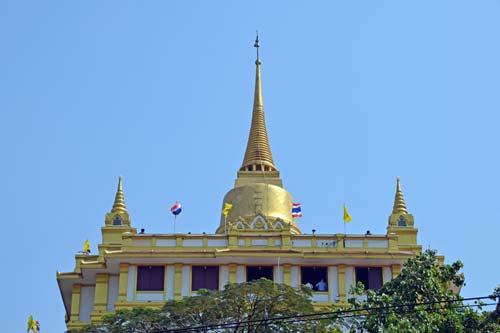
xmin=117 ymin=175 xmax=123 ymax=191
xmin=254 ymin=31 xmax=260 ymax=62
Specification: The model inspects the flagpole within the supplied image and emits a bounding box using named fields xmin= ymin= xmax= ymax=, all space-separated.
xmin=174 ymin=215 xmax=176 ymax=234
xmin=343 ymin=203 xmax=346 ymax=235
xmin=222 ymin=203 xmax=232 ymax=235
xmin=277 ymin=256 xmax=280 ymax=284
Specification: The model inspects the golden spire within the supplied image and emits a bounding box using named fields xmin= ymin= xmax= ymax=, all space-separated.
xmin=240 ymin=33 xmax=277 ymax=172
xmin=392 ymin=177 xmax=408 ymax=214
xmin=111 ymin=176 xmax=127 ymax=213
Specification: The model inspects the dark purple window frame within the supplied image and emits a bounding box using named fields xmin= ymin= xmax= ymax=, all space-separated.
xmin=355 ymin=267 xmax=383 ymax=291
xmin=191 ymin=266 xmax=219 ymax=291
xmin=246 ymin=266 xmax=274 ymax=282
xmin=301 ymin=266 xmax=328 ymax=291
xmin=137 ymin=266 xmax=165 ymax=291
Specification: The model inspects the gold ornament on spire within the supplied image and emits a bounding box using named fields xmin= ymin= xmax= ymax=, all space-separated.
xmin=111 ymin=176 xmax=127 ymax=213
xmin=392 ymin=177 xmax=408 ymax=214
xmin=240 ymin=33 xmax=277 ymax=172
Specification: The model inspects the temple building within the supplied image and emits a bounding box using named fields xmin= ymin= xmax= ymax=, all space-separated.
xmin=57 ymin=39 xmax=423 ymax=331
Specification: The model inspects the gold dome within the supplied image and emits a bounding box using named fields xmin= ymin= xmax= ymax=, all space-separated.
xmin=217 ymin=183 xmax=300 ymax=234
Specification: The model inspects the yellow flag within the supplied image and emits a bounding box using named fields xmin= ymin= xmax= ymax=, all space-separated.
xmin=222 ymin=203 xmax=233 ymax=217
xmin=83 ymin=239 xmax=90 ymax=253
xmin=32 ymin=320 xmax=38 ymax=333
xmin=27 ymin=314 xmax=33 ymax=333
xmin=343 ymin=205 xmax=352 ymax=223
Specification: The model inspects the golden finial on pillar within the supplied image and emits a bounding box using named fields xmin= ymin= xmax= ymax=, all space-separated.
xmin=392 ymin=177 xmax=408 ymax=214
xmin=111 ymin=176 xmax=127 ymax=213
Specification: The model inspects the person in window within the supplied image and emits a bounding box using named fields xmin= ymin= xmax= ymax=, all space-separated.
xmin=304 ymin=282 xmax=313 ymax=289
xmin=315 ymin=279 xmax=327 ymax=291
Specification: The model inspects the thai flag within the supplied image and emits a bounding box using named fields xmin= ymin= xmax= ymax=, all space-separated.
xmin=292 ymin=203 xmax=302 ymax=218
xmin=170 ymin=202 xmax=182 ymax=216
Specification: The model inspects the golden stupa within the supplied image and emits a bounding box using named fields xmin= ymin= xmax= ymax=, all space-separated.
xmin=217 ymin=34 xmax=300 ymax=234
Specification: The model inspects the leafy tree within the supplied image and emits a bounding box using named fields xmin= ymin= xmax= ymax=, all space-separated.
xmin=77 ymin=278 xmax=333 ymax=333
xmin=342 ymin=249 xmax=500 ymax=333
xmin=165 ymin=278 xmax=334 ymax=332
xmin=77 ymin=307 xmax=167 ymax=333
xmin=78 ymin=307 xmax=168 ymax=333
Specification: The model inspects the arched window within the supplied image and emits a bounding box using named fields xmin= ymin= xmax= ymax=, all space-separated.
xmin=397 ymin=216 xmax=407 ymax=227
xmin=234 ymin=221 xmax=246 ymax=230
xmin=113 ymin=216 xmax=122 ymax=226
xmin=250 ymin=215 xmax=268 ymax=230
xmin=273 ymin=221 xmax=284 ymax=230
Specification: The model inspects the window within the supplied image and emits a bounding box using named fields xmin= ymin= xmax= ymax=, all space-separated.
xmin=112 ymin=216 xmax=122 ymax=225
xmin=137 ymin=266 xmax=165 ymax=291
xmin=355 ymin=267 xmax=383 ymax=291
xmin=301 ymin=267 xmax=328 ymax=291
xmin=246 ymin=266 xmax=273 ymax=282
xmin=398 ymin=216 xmax=407 ymax=227
xmin=192 ymin=266 xmax=219 ymax=291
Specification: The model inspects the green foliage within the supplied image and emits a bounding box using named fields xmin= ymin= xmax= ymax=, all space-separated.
xmin=78 ymin=278 xmax=333 ymax=333
xmin=75 ymin=307 xmax=167 ymax=333
xmin=163 ymin=278 xmax=331 ymax=332
xmin=343 ymin=249 xmax=500 ymax=333
xmin=481 ymin=286 xmax=500 ymax=330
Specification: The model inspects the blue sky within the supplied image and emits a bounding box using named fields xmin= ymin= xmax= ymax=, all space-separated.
xmin=2 ymin=1 xmax=500 ymax=332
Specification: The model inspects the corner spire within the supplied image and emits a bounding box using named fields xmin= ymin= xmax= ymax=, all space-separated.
xmin=240 ymin=33 xmax=277 ymax=172
xmin=111 ymin=176 xmax=127 ymax=213
xmin=392 ymin=177 xmax=408 ymax=214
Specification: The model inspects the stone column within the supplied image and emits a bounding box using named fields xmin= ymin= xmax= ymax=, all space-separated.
xmin=91 ymin=274 xmax=109 ymax=321
xmin=70 ymin=284 xmax=81 ymax=322
xmin=174 ymin=263 xmax=183 ymax=300
xmin=338 ymin=264 xmax=346 ymax=303
xmin=391 ymin=264 xmax=401 ymax=278
xmin=117 ymin=263 xmax=129 ymax=302
xmin=228 ymin=263 xmax=237 ymax=283
xmin=283 ymin=264 xmax=291 ymax=286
